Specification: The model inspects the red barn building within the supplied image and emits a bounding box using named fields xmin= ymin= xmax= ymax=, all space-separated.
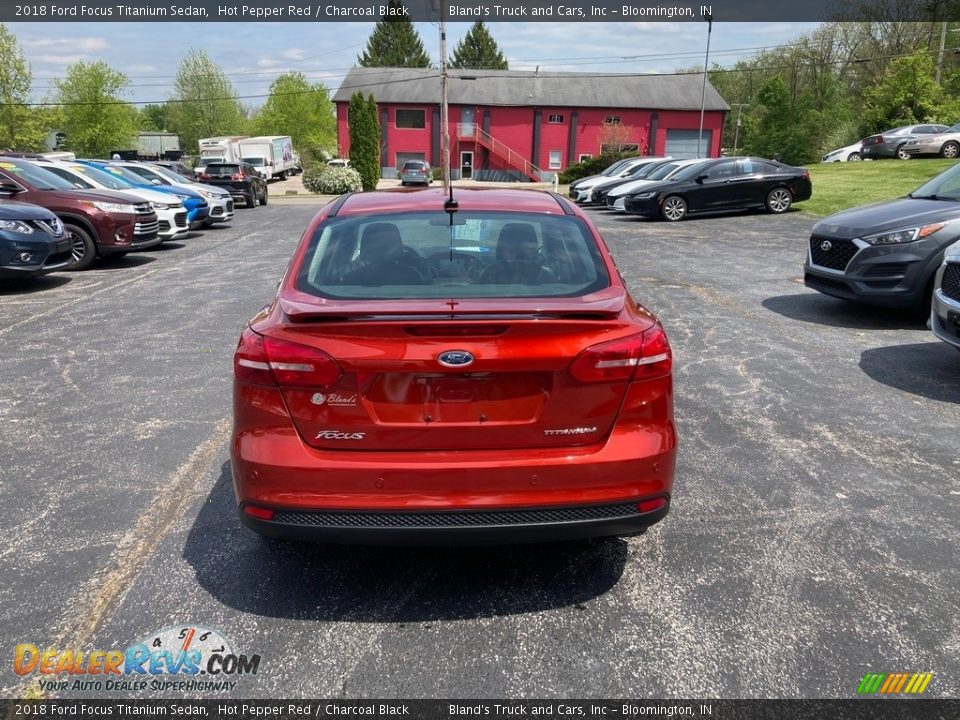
xmin=333 ymin=67 xmax=729 ymax=181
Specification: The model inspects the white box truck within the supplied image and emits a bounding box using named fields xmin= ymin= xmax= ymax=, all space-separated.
xmin=238 ymin=136 xmax=295 ymax=180
xmin=198 ymin=136 xmax=247 ymax=164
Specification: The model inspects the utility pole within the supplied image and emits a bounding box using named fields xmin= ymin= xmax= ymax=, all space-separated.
xmin=439 ymin=7 xmax=450 ymax=192
xmin=732 ymin=103 xmax=749 ymax=156
xmin=696 ymin=11 xmax=713 ymax=159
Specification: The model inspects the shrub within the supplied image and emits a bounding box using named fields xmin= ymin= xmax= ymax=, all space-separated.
xmin=302 ymin=165 xmax=362 ymax=195
xmin=559 ymin=153 xmax=635 ymax=184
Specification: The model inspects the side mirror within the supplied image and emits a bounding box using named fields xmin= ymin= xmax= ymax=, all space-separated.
xmin=0 ymin=180 xmax=22 ymax=194
xmin=695 ymin=174 xmax=708 ymax=183
xmin=150 ymin=178 xmax=162 ymax=185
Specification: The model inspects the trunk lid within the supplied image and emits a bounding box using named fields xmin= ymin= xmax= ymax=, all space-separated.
xmin=265 ymin=288 xmax=649 ymax=452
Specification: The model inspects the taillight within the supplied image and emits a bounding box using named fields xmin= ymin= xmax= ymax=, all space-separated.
xmin=569 ymin=325 xmax=672 ymax=384
xmin=200 ymin=173 xmax=211 ymax=180
xmin=637 ymin=497 xmax=668 ymax=514
xmin=233 ymin=327 xmax=342 ymax=387
xmin=242 ymin=505 xmax=275 ymax=520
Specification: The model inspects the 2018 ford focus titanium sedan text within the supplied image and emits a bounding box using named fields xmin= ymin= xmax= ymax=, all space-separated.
xmin=231 ymin=189 xmax=677 ymax=545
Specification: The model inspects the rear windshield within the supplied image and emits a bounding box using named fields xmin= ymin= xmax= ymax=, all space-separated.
xmin=205 ymin=164 xmax=240 ymax=175
xmin=296 ymin=211 xmax=610 ymax=300
xmin=403 ymin=162 xmax=427 ymax=170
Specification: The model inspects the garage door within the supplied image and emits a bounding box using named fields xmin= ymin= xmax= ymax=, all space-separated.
xmin=664 ymin=129 xmax=712 ymax=159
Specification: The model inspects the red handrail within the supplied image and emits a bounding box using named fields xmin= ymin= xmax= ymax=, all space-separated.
xmin=456 ymin=123 xmax=541 ymax=180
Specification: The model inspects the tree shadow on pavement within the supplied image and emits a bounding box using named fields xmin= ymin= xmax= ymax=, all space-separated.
xmin=183 ymin=462 xmax=630 ymax=623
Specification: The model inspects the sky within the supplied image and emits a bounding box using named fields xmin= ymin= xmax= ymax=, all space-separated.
xmin=6 ymin=21 xmax=821 ymax=107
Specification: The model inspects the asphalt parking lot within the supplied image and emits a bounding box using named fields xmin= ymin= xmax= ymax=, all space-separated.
xmin=1 ymin=201 xmax=958 ymax=699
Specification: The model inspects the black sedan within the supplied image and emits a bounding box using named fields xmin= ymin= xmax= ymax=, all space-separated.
xmin=622 ymin=157 xmax=812 ymax=221
xmin=0 ymin=200 xmax=72 ymax=280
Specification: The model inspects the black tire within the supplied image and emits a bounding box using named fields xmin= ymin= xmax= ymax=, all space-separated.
xmin=941 ymin=141 xmax=960 ymax=159
xmin=766 ymin=187 xmax=793 ymax=214
xmin=278 ymin=171 xmax=287 ymax=180
xmin=64 ymin=223 xmax=96 ymax=270
xmin=896 ymin=144 xmax=911 ymax=160
xmin=660 ymin=195 xmax=687 ymax=222
xmin=259 ymin=187 xmax=268 ymax=206
xmin=847 ymin=152 xmax=861 ymax=161
xmin=245 ymin=191 xmax=255 ymax=208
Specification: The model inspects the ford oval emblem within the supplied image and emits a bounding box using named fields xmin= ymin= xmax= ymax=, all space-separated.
xmin=438 ymin=350 xmax=474 ymax=368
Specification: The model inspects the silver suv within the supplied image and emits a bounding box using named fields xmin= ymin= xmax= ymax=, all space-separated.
xmin=399 ymin=160 xmax=431 ymax=186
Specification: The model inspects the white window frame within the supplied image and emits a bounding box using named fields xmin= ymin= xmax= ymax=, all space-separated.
xmin=548 ymin=150 xmax=562 ymax=170
xmin=547 ymin=114 xmax=564 ymax=124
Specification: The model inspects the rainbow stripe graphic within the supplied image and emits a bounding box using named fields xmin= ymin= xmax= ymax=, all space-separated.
xmin=857 ymin=673 xmax=933 ymax=695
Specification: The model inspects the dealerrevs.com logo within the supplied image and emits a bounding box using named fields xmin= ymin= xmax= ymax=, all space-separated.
xmin=14 ymin=626 xmax=261 ymax=693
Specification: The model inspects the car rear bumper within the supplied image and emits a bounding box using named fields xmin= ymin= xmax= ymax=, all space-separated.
xmin=239 ymin=499 xmax=670 ymax=545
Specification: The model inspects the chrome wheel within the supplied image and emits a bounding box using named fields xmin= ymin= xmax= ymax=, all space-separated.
xmin=69 ymin=231 xmax=86 ymax=264
xmin=766 ymin=188 xmax=792 ymax=214
xmin=847 ymin=152 xmax=861 ymax=161
xmin=942 ymin=142 xmax=959 ymax=159
xmin=661 ymin=196 xmax=687 ymax=222
xmin=897 ymin=145 xmax=911 ymax=160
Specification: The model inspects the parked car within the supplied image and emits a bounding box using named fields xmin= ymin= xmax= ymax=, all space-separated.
xmin=231 ymin=188 xmax=676 ymax=544
xmin=572 ymin=157 xmax=666 ymax=204
xmin=104 ymin=162 xmax=235 ymax=224
xmin=860 ymin=124 xmax=950 ymax=160
xmin=805 ymin=160 xmax=960 ymax=310
xmin=589 ymin=157 xmax=673 ymax=207
xmin=821 ymin=141 xmax=863 ymax=163
xmin=79 ymin=162 xmax=210 ymax=229
xmin=931 ymin=240 xmax=960 ymax=350
xmin=901 ymin=122 xmax=960 ymax=159
xmin=0 ymin=157 xmax=160 ymax=269
xmin=568 ymin=158 xmax=637 ymax=195
xmin=622 ymin=157 xmax=812 ymax=221
xmin=604 ymin=159 xmax=708 ymax=211
xmin=0 ymin=200 xmax=72 ymax=280
xmin=199 ymin=162 xmax=268 ymax=208
xmin=33 ymin=160 xmax=189 ymax=242
xmin=399 ymin=159 xmax=432 ymax=186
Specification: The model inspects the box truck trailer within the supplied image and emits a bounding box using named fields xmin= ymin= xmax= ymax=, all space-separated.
xmin=238 ymin=136 xmax=295 ymax=180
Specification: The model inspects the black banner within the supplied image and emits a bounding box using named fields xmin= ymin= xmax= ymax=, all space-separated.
xmin=3 ymin=700 xmax=960 ymax=720
xmin=2 ymin=0 xmax=959 ymax=23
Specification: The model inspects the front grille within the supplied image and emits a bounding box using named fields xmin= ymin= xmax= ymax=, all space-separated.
xmin=133 ymin=203 xmax=153 ymax=216
xmin=226 ymin=200 xmax=234 ymax=212
xmin=134 ymin=220 xmax=160 ymax=237
xmin=805 ymin=273 xmax=850 ymax=293
xmin=942 ymin=263 xmax=960 ymax=302
xmin=174 ymin=212 xmax=187 ymax=228
xmin=809 ymin=236 xmax=859 ymax=271
xmin=272 ymin=502 xmax=643 ymax=529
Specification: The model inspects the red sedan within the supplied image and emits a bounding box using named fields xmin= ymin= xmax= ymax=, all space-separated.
xmin=231 ymin=188 xmax=676 ymax=544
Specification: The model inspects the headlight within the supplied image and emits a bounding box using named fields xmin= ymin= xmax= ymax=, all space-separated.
xmin=861 ymin=223 xmax=946 ymax=245
xmin=0 ymin=219 xmax=33 ymax=234
xmin=631 ymin=191 xmax=656 ymax=200
xmin=88 ymin=201 xmax=137 ymax=214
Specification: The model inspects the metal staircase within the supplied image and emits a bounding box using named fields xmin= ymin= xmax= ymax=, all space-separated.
xmin=455 ymin=124 xmax=542 ymax=181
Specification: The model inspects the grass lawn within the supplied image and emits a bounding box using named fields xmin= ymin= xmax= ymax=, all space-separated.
xmin=796 ymin=158 xmax=957 ymax=217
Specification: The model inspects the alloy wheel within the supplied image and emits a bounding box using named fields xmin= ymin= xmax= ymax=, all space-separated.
xmin=662 ymin=196 xmax=686 ymax=221
xmin=767 ymin=188 xmax=792 ymax=213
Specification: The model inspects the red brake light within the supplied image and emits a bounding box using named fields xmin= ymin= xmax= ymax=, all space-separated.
xmin=568 ymin=325 xmax=672 ymax=384
xmin=233 ymin=327 xmax=342 ymax=388
xmin=200 ymin=173 xmax=211 ymax=180
xmin=637 ymin=497 xmax=667 ymax=514
xmin=242 ymin=505 xmax=275 ymax=520
xmin=231 ymin=174 xmax=243 ymax=181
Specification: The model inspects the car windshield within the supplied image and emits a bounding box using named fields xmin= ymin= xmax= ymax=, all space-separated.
xmin=148 ymin=164 xmax=194 ymax=183
xmin=601 ymin=160 xmax=630 ymax=176
xmin=0 ymin=160 xmax=77 ymax=191
xmin=946 ymin=123 xmax=960 ymax=133
xmin=646 ymin=162 xmax=683 ymax=181
xmin=65 ymin=164 xmax=133 ymax=190
xmin=206 ymin=164 xmax=240 ymax=176
xmin=100 ymin=164 xmax=156 ymax=186
xmin=296 ymin=211 xmax=610 ymax=300
xmin=910 ymin=163 xmax=960 ymax=201
xmin=242 ymin=158 xmax=264 ymax=167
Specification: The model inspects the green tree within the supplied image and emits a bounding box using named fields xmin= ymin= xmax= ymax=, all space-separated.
xmin=357 ymin=1 xmax=431 ymax=68
xmin=0 ymin=24 xmax=45 ymax=151
xmin=251 ymin=72 xmax=336 ymax=162
xmin=861 ymin=51 xmax=943 ymax=136
xmin=166 ymin=49 xmax=246 ymax=153
xmin=348 ymin=92 xmax=380 ymax=190
xmin=54 ymin=61 xmax=137 ymax=157
xmin=140 ymin=103 xmax=171 ymax=132
xmin=449 ymin=22 xmax=508 ymax=70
